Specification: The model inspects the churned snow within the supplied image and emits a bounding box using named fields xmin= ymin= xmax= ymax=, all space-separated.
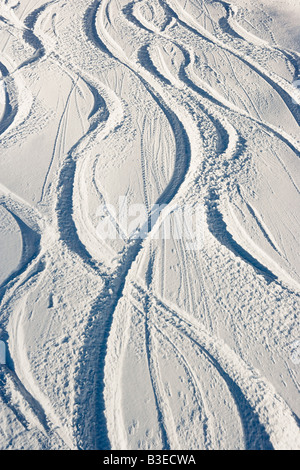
xmin=0 ymin=0 xmax=299 ymax=450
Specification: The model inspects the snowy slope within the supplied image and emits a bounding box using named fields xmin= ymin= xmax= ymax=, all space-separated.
xmin=0 ymin=0 xmax=299 ymax=450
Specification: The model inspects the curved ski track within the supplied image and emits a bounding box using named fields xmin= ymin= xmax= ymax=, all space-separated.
xmin=0 ymin=0 xmax=299 ymax=451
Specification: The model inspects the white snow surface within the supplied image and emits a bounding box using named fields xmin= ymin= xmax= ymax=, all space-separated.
xmin=0 ymin=0 xmax=299 ymax=450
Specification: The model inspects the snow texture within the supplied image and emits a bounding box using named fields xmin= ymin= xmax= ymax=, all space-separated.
xmin=0 ymin=0 xmax=299 ymax=450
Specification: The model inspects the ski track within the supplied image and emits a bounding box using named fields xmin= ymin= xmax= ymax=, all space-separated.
xmin=0 ymin=0 xmax=299 ymax=450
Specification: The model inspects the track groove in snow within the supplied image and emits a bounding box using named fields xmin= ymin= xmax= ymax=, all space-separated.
xmin=0 ymin=0 xmax=299 ymax=450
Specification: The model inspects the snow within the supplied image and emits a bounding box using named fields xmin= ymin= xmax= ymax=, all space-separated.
xmin=0 ymin=0 xmax=299 ymax=450
xmin=0 ymin=340 xmax=5 ymax=364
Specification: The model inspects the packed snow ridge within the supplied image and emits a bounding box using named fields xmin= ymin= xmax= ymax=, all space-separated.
xmin=0 ymin=0 xmax=299 ymax=450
